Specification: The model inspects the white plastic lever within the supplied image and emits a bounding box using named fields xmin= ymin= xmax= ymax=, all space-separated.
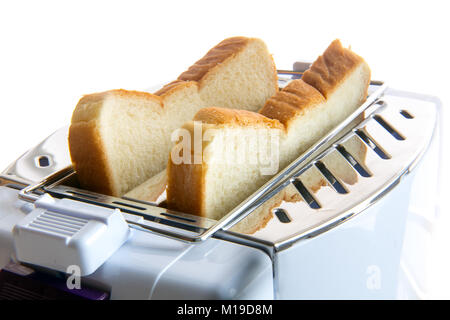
xmin=13 ymin=194 xmax=130 ymax=276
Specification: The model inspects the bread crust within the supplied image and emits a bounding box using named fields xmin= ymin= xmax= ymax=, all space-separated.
xmin=167 ymin=120 xmax=206 ymax=216
xmin=72 ymin=89 xmax=163 ymax=121
xmin=302 ymin=39 xmax=369 ymax=99
xmin=260 ymin=40 xmax=370 ymax=130
xmin=167 ymin=161 xmax=206 ymax=216
xmin=156 ymin=37 xmax=278 ymax=97
xmin=259 ymin=79 xmax=325 ymax=129
xmin=68 ymin=120 xmax=116 ymax=195
xmin=177 ymin=37 xmax=253 ymax=83
xmin=194 ymin=107 xmax=283 ymax=129
xmin=153 ymin=80 xmax=198 ymax=97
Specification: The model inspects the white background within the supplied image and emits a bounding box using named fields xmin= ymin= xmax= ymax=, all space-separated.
xmin=0 ymin=0 xmax=448 ymax=298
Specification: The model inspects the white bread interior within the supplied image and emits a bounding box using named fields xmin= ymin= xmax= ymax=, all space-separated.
xmin=202 ymin=125 xmax=282 ymax=221
xmin=194 ymin=38 xmax=278 ymax=111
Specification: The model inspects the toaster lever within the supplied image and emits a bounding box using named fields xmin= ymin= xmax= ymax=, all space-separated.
xmin=12 ymin=193 xmax=130 ymax=276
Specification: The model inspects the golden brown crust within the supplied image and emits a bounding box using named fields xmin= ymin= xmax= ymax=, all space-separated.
xmin=259 ymin=79 xmax=325 ymax=129
xmin=167 ymin=122 xmax=207 ymax=216
xmin=78 ymin=89 xmax=161 ymax=105
xmin=194 ymin=107 xmax=283 ymax=129
xmin=156 ymin=37 xmax=277 ymax=98
xmin=153 ymin=80 xmax=198 ymax=97
xmin=68 ymin=121 xmax=115 ymax=195
xmin=72 ymin=89 xmax=163 ymax=123
xmin=177 ymin=37 xmax=251 ymax=83
xmin=167 ymin=162 xmax=206 ymax=216
xmin=301 ymin=39 xmax=367 ymax=99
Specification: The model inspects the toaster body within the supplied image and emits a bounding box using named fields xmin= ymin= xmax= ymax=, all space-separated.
xmin=0 ymin=85 xmax=441 ymax=300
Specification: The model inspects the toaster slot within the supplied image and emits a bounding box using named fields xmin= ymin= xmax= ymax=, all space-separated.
xmin=399 ymin=109 xmax=414 ymax=119
xmin=373 ymin=115 xmax=405 ymax=140
xmin=273 ymin=208 xmax=291 ymax=223
xmin=355 ymin=129 xmax=391 ymax=160
xmin=291 ymin=178 xmax=321 ymax=209
xmin=339 ymin=135 xmax=374 ymax=177
xmin=335 ymin=145 xmax=372 ymax=178
xmin=314 ymin=161 xmax=348 ymax=194
xmin=319 ymin=148 xmax=362 ymax=188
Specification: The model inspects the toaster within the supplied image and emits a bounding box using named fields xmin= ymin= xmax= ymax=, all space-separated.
xmin=0 ymin=64 xmax=442 ymax=300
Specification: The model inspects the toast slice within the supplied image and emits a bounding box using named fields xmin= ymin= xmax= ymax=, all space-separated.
xmin=167 ymin=107 xmax=283 ymax=221
xmin=69 ymin=84 xmax=203 ymax=196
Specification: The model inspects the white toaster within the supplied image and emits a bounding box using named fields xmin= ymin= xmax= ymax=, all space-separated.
xmin=0 ymin=65 xmax=442 ymax=300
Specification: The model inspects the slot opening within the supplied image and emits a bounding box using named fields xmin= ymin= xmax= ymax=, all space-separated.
xmin=355 ymin=129 xmax=391 ymax=159
xmin=66 ymin=190 xmax=98 ymax=200
xmin=336 ymin=145 xmax=372 ymax=178
xmin=5 ymin=183 xmax=24 ymax=191
xmin=111 ymin=201 xmax=146 ymax=211
xmin=47 ymin=187 xmax=203 ymax=233
xmin=35 ymin=155 xmax=51 ymax=168
xmin=373 ymin=115 xmax=405 ymax=140
xmin=291 ymin=179 xmax=321 ymax=209
xmin=315 ymin=161 xmax=348 ymax=194
xmin=160 ymin=212 xmax=196 ymax=223
xmin=274 ymin=208 xmax=291 ymax=223
xmin=375 ymin=100 xmax=386 ymax=106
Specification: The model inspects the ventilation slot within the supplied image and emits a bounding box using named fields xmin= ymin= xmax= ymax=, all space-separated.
xmin=400 ymin=110 xmax=414 ymax=119
xmin=315 ymin=161 xmax=348 ymax=194
xmin=274 ymin=208 xmax=291 ymax=223
xmin=291 ymin=179 xmax=321 ymax=209
xmin=355 ymin=129 xmax=391 ymax=159
xmin=336 ymin=145 xmax=372 ymax=178
xmin=373 ymin=115 xmax=405 ymax=140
